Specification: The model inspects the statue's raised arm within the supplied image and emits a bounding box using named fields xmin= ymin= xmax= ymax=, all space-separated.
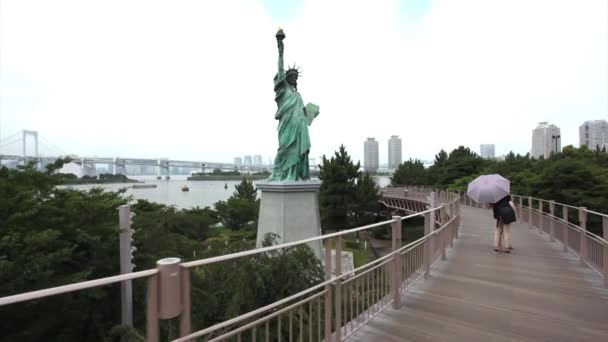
xmin=276 ymin=29 xmax=286 ymax=79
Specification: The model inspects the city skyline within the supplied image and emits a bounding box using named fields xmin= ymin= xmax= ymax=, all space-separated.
xmin=4 ymin=121 xmax=607 ymax=165
xmin=1 ymin=0 xmax=606 ymax=164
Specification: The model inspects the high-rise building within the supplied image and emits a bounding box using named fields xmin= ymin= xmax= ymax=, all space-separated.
xmin=364 ymin=137 xmax=379 ymax=173
xmin=480 ymin=144 xmax=495 ymax=159
xmin=531 ymin=122 xmax=561 ymax=158
xmin=234 ymin=157 xmax=243 ymax=165
xmin=388 ymin=135 xmax=402 ymax=169
xmin=579 ymin=120 xmax=608 ymax=150
xmin=244 ymin=155 xmax=252 ymax=165
xmin=253 ymin=155 xmax=263 ymax=165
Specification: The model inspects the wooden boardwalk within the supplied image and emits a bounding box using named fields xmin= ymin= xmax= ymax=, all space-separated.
xmin=349 ymin=206 xmax=608 ymax=342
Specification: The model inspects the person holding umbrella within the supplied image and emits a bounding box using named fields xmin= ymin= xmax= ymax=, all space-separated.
xmin=491 ymin=194 xmax=517 ymax=253
xmin=467 ymin=174 xmax=517 ymax=253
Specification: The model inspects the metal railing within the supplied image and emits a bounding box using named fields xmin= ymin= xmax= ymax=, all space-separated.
xmin=174 ymin=188 xmax=459 ymax=342
xmin=0 ymin=187 xmax=460 ymax=341
xmin=460 ymin=193 xmax=608 ymax=287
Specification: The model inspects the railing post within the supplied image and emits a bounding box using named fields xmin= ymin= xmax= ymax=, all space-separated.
xmin=391 ymin=216 xmax=402 ymax=309
xmin=157 ymin=258 xmax=182 ymax=320
xmin=517 ymin=196 xmax=523 ymax=222
xmin=449 ymin=202 xmax=455 ymax=247
xmin=146 ymin=274 xmax=159 ymax=342
xmin=562 ymin=206 xmax=569 ymax=252
xmin=579 ymin=207 xmax=587 ymax=266
xmin=441 ymin=232 xmax=447 ymax=261
xmin=549 ymin=201 xmax=555 ymax=242
xmin=528 ymin=196 xmax=533 ymax=229
xmin=440 ymin=206 xmax=447 ymax=261
xmin=179 ymin=267 xmax=191 ymax=339
xmin=424 ymin=192 xmax=435 ymax=279
xmin=603 ymin=216 xmax=608 ymax=287
xmin=118 ymin=205 xmax=134 ymax=327
xmin=324 ymin=243 xmax=332 ymax=341
xmin=538 ymin=200 xmax=544 ymax=234
xmin=455 ymin=201 xmax=460 ymax=240
xmin=333 ymin=236 xmax=342 ymax=341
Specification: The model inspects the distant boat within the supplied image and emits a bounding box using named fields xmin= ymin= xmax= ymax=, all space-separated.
xmin=133 ymin=184 xmax=157 ymax=189
xmin=181 ymin=185 xmax=190 ymax=192
xmin=156 ymin=176 xmax=162 ymax=180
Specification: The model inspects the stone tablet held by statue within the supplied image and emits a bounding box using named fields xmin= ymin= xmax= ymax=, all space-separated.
xmin=305 ymin=103 xmax=320 ymax=126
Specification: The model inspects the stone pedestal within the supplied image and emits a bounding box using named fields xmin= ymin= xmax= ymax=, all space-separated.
xmin=256 ymin=180 xmax=323 ymax=259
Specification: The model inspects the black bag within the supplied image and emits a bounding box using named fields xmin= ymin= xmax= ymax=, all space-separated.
xmin=497 ymin=205 xmax=516 ymax=225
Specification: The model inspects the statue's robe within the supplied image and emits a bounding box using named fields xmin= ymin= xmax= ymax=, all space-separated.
xmin=270 ymin=71 xmax=311 ymax=181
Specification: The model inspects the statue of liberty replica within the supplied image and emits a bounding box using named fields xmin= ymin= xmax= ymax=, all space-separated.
xmin=256 ymin=29 xmax=322 ymax=258
xmin=269 ymin=28 xmax=319 ymax=181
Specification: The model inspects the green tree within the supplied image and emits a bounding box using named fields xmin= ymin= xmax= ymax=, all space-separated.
xmin=130 ymin=201 xmax=217 ymax=270
xmin=0 ymin=161 xmax=128 ymax=341
xmin=427 ymin=149 xmax=448 ymax=184
xmin=353 ymin=172 xmax=381 ymax=227
xmin=440 ymin=146 xmax=486 ymax=186
xmin=318 ymin=145 xmax=360 ymax=231
xmin=194 ymin=234 xmax=323 ymax=332
xmin=233 ymin=178 xmax=257 ymax=202
xmin=390 ymin=159 xmax=427 ymax=186
xmin=214 ymin=179 xmax=259 ymax=230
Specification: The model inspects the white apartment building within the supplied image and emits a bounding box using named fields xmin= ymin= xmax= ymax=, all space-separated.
xmin=579 ymin=120 xmax=608 ymax=150
xmin=531 ymin=122 xmax=561 ymax=158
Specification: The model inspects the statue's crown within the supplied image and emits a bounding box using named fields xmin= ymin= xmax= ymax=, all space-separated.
xmin=286 ymin=64 xmax=301 ymax=77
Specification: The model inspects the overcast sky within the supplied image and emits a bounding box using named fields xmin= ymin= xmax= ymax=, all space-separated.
xmin=1 ymin=0 xmax=607 ymax=164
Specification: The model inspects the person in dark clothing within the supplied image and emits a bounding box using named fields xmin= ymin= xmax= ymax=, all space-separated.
xmin=491 ymin=195 xmax=518 ymax=253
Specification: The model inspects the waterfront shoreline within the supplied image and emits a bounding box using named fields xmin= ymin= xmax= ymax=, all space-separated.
xmin=187 ymin=175 xmax=269 ymax=181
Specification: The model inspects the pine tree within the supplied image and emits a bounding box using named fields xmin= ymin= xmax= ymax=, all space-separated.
xmin=353 ymin=172 xmax=381 ymax=227
xmin=318 ymin=145 xmax=360 ymax=231
xmin=233 ymin=178 xmax=257 ymax=202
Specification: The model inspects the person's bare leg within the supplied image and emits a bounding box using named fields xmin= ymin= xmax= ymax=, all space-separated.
xmin=504 ymin=224 xmax=512 ymax=252
xmin=494 ymin=223 xmax=503 ymax=253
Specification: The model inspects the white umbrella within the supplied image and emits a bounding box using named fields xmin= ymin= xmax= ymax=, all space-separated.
xmin=467 ymin=174 xmax=510 ymax=204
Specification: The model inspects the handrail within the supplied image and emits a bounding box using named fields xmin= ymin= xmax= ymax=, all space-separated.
xmin=510 ymin=194 xmax=607 ymax=243
xmin=174 ymin=216 xmax=449 ymax=342
xmin=584 ymin=208 xmax=608 ymax=219
xmin=0 ymin=269 xmax=158 ymax=306
xmin=175 ymin=191 xmax=460 ymax=341
xmin=182 ymin=206 xmax=441 ymax=269
xmin=550 ymin=216 xmax=608 ymax=244
xmin=0 ymin=187 xmax=445 ymax=308
xmin=512 ymin=194 xmax=607 ymax=217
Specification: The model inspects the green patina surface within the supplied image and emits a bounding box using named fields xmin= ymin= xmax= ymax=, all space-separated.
xmin=270 ymin=29 xmax=319 ymax=181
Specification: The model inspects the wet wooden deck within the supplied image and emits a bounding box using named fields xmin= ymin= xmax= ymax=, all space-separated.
xmin=349 ymin=206 xmax=608 ymax=342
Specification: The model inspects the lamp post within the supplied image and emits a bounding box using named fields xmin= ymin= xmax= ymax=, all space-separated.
xmin=552 ymin=134 xmax=561 ymax=155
